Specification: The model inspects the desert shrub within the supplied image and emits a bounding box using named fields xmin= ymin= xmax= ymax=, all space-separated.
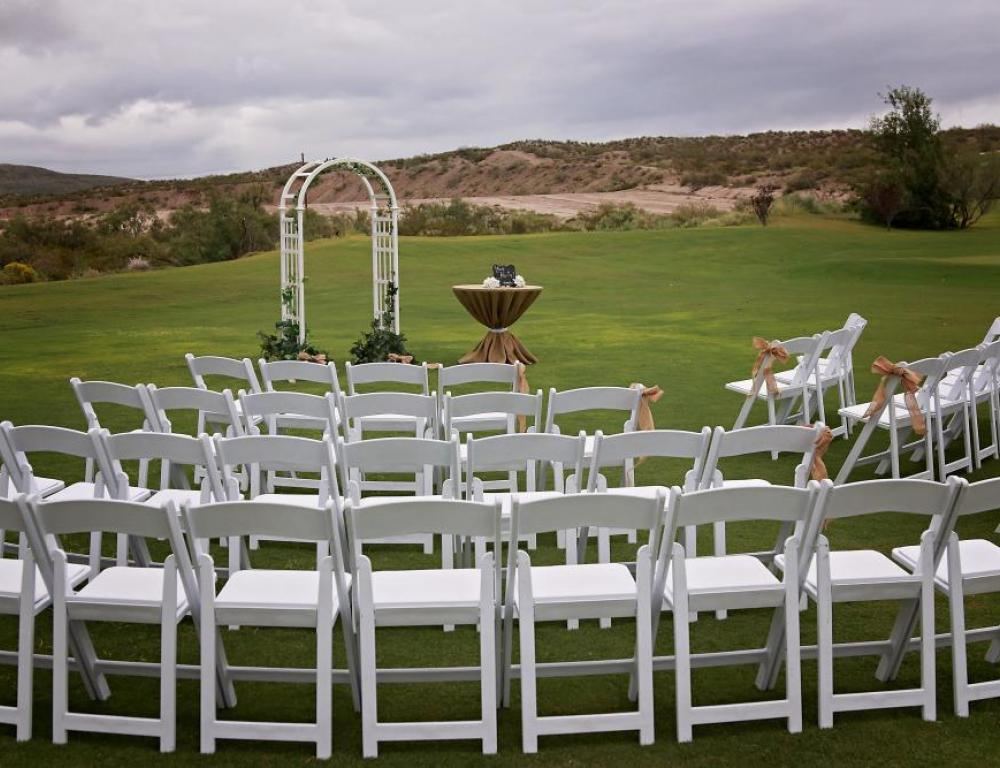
xmin=398 ymin=199 xmax=562 ymax=236
xmin=784 ymin=170 xmax=821 ymax=192
xmin=671 ymin=203 xmax=722 ymax=227
xmin=1 ymin=261 xmax=41 ymax=284
xmin=680 ymin=170 xmax=728 ymax=190
xmin=750 ymin=184 xmax=777 ymax=226
xmin=775 ymin=193 xmax=825 ymax=215
xmin=126 ymin=256 xmax=151 ymax=271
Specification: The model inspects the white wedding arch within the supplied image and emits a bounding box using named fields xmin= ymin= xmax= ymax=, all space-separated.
xmin=278 ymin=158 xmax=400 ymax=343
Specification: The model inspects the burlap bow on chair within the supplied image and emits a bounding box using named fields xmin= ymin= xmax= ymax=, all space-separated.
xmin=863 ymin=356 xmax=926 ymax=436
xmin=629 ymin=383 xmax=664 ymax=432
xmin=810 ymin=424 xmax=834 ymax=481
xmin=386 ymin=353 xmax=414 ymax=364
xmin=750 ymin=337 xmax=790 ymax=397
xmin=516 ymin=362 xmax=530 ymax=432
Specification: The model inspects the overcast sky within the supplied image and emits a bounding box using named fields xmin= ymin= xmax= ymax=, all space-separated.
xmin=1 ymin=0 xmax=998 ymax=179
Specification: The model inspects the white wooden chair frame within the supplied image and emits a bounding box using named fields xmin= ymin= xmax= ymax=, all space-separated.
xmin=506 ymin=492 xmax=666 ymax=752
xmin=184 ymin=499 xmax=357 ymax=759
xmin=347 ymin=498 xmax=501 ymax=758
xmin=728 ymin=333 xmax=827 ymax=430
xmin=835 ymin=355 xmax=948 ymax=484
xmin=658 ymin=484 xmax=818 ymax=742
xmin=438 ymin=363 xmax=520 ymax=433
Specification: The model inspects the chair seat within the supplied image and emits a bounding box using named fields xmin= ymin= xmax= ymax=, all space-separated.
xmin=774 ymin=368 xmax=841 ymax=387
xmin=839 ymin=402 xmax=925 ymax=428
xmin=725 ymin=378 xmax=797 ymax=399
xmin=779 ymin=550 xmax=915 ymax=598
xmin=516 ymin=563 xmax=636 ymax=605
xmin=145 ymin=488 xmax=205 ymax=509
xmin=252 ymin=493 xmax=323 ymax=508
xmin=372 ymin=568 xmax=482 ymax=610
xmin=216 ymin=569 xmax=346 ymax=613
xmin=717 ymin=478 xmax=771 ymax=490
xmin=0 ymin=559 xmax=90 ymax=608
xmin=45 ymin=482 xmax=151 ymax=504
xmin=450 ymin=412 xmax=509 ymax=431
xmin=1 ymin=476 xmax=65 ymax=499
xmin=664 ymin=554 xmax=781 ymax=608
xmin=70 ymin=566 xmax=188 ymax=620
xmin=356 ymin=414 xmax=424 ymax=433
xmin=357 ymin=494 xmax=447 ymax=507
xmin=893 ymin=539 xmax=1000 ymax=590
xmin=481 ymin=491 xmax=562 ymax=519
xmin=602 ymin=485 xmax=669 ymax=501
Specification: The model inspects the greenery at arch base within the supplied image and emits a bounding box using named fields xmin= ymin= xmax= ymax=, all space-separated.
xmin=349 ymin=280 xmax=411 ymax=363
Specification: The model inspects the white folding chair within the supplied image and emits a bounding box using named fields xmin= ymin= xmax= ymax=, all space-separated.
xmin=340 ymin=392 xmax=439 ymax=496
xmin=257 ymin=358 xmax=343 ymax=434
xmin=964 ymin=339 xmax=1000 ymax=468
xmin=836 ymin=355 xmax=948 ymax=483
xmin=774 ymin=326 xmax=858 ymax=438
xmin=438 ymin=362 xmax=521 ymax=432
xmin=727 ymin=333 xmax=827 ymax=430
xmin=465 ymin=431 xmax=586 ymax=560
xmin=919 ymin=346 xmax=983 ymax=478
xmin=445 ymin=390 xmax=543 ymax=495
xmin=336 ymin=435 xmax=460 ymax=560
xmin=70 ymin=377 xmax=156 ymax=485
xmin=184 ymin=499 xmax=357 ymax=759
xmin=0 ymin=496 xmax=90 ymax=741
xmin=891 ymin=476 xmax=1000 ymax=716
xmin=185 ymin=353 xmax=262 ymax=434
xmin=348 ymin=497 xmax=501 ymax=758
xmin=212 ymin=434 xmax=340 ymax=575
xmin=586 ymin=428 xmax=709 ymax=595
xmin=506 ymin=491 xmax=666 ymax=752
xmin=814 ymin=313 xmax=868 ymax=412
xmin=659 ymin=484 xmax=818 ymax=742
xmin=239 ymin=390 xmax=339 ymax=491
xmin=696 ymin=423 xmax=824 ymax=621
xmin=26 ymin=497 xmax=199 ymax=752
xmin=144 ymin=384 xmax=243 ymax=438
xmin=344 ymin=360 xmax=431 ymax=434
xmin=0 ymin=423 xmax=151 ymax=567
xmin=792 ymin=478 xmax=962 ymax=727
xmin=0 ymin=426 xmax=66 ymax=502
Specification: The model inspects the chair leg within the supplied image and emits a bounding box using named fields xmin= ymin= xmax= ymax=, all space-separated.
xmin=160 ymin=558 xmax=178 ymax=753
xmin=479 ymin=557 xmax=498 ymax=755
xmin=316 ymin=560 xmax=333 ymax=760
xmin=783 ymin=541 xmax=802 ymax=734
xmin=565 ymin=531 xmax=579 ymax=630
xmin=919 ymin=536 xmax=937 ymax=722
xmin=947 ymin=536 xmax=969 ymax=717
xmin=713 ymin=521 xmax=727 ymax=620
xmin=199 ymin=558 xmax=217 ymax=755
xmin=635 ymin=551 xmax=654 ymax=746
xmin=816 ymin=538 xmax=834 ymax=729
xmin=52 ymin=554 xmax=69 ymax=745
xmin=518 ymin=551 xmax=539 ymax=754
xmin=672 ymin=547 xmax=693 ymax=743
xmin=16 ymin=563 xmax=35 ymax=742
xmin=359 ymin=561 xmax=379 ymax=759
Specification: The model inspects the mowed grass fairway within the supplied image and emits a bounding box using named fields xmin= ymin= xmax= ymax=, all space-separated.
xmin=2 ymin=212 xmax=1000 ymax=766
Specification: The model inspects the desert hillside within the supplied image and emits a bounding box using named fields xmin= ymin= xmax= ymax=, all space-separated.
xmin=2 ymin=126 xmax=998 ymax=221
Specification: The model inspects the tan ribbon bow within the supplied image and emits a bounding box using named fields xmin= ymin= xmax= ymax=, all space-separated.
xmin=296 ymin=351 xmax=328 ymax=364
xmin=750 ymin=337 xmax=790 ymax=397
xmin=630 ymin=383 xmax=664 ymax=432
xmin=810 ymin=424 xmax=834 ymax=481
xmin=386 ymin=353 xmax=414 ymax=364
xmin=516 ymin=362 xmax=530 ymax=432
xmin=864 ymin=356 xmax=926 ymax=436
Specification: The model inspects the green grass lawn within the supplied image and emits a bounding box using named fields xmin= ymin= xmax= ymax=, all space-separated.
xmin=2 ymin=212 xmax=1000 ymax=766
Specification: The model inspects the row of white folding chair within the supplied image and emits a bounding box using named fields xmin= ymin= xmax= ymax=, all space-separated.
xmin=3 ymin=476 xmax=990 ymax=753
xmin=935 ymin=338 xmax=1000 ymax=470
xmin=727 ymin=313 xmax=868 ymax=433
xmin=836 ymin=346 xmax=995 ymax=483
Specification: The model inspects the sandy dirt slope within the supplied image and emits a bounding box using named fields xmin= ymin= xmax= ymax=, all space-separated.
xmin=270 ymin=183 xmax=751 ymax=220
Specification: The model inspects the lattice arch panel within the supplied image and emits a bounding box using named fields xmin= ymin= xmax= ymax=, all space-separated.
xmin=278 ymin=158 xmax=400 ymax=344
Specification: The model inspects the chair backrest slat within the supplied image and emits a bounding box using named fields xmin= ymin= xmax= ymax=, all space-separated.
xmin=438 ymin=362 xmax=518 ymax=389
xmin=348 ymin=498 xmax=499 ymax=540
xmin=258 ymin=359 xmax=341 ymax=392
xmin=34 ymin=498 xmax=173 ymax=539
xmin=344 ymin=361 xmax=429 ymax=393
xmin=340 ymin=392 xmax=437 ymax=421
xmin=185 ymin=500 xmax=335 ymax=541
xmin=513 ymin=491 xmax=664 ymax=536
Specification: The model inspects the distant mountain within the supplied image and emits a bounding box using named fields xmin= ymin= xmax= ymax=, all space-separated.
xmin=0 ymin=164 xmax=134 ymax=197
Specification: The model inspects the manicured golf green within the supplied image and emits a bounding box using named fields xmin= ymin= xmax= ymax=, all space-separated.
xmin=1 ymin=211 xmax=1000 ymax=766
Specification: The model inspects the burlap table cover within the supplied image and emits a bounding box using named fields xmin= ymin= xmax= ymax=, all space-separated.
xmin=452 ymin=284 xmax=542 ymax=364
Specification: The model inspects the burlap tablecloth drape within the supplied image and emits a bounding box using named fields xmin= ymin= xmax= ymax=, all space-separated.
xmin=452 ymin=284 xmax=542 ymax=364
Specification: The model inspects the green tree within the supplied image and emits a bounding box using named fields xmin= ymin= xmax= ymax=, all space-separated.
xmin=865 ymin=86 xmax=952 ymax=228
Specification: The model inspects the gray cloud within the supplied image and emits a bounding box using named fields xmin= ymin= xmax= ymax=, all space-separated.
xmin=0 ymin=0 xmax=997 ymax=178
